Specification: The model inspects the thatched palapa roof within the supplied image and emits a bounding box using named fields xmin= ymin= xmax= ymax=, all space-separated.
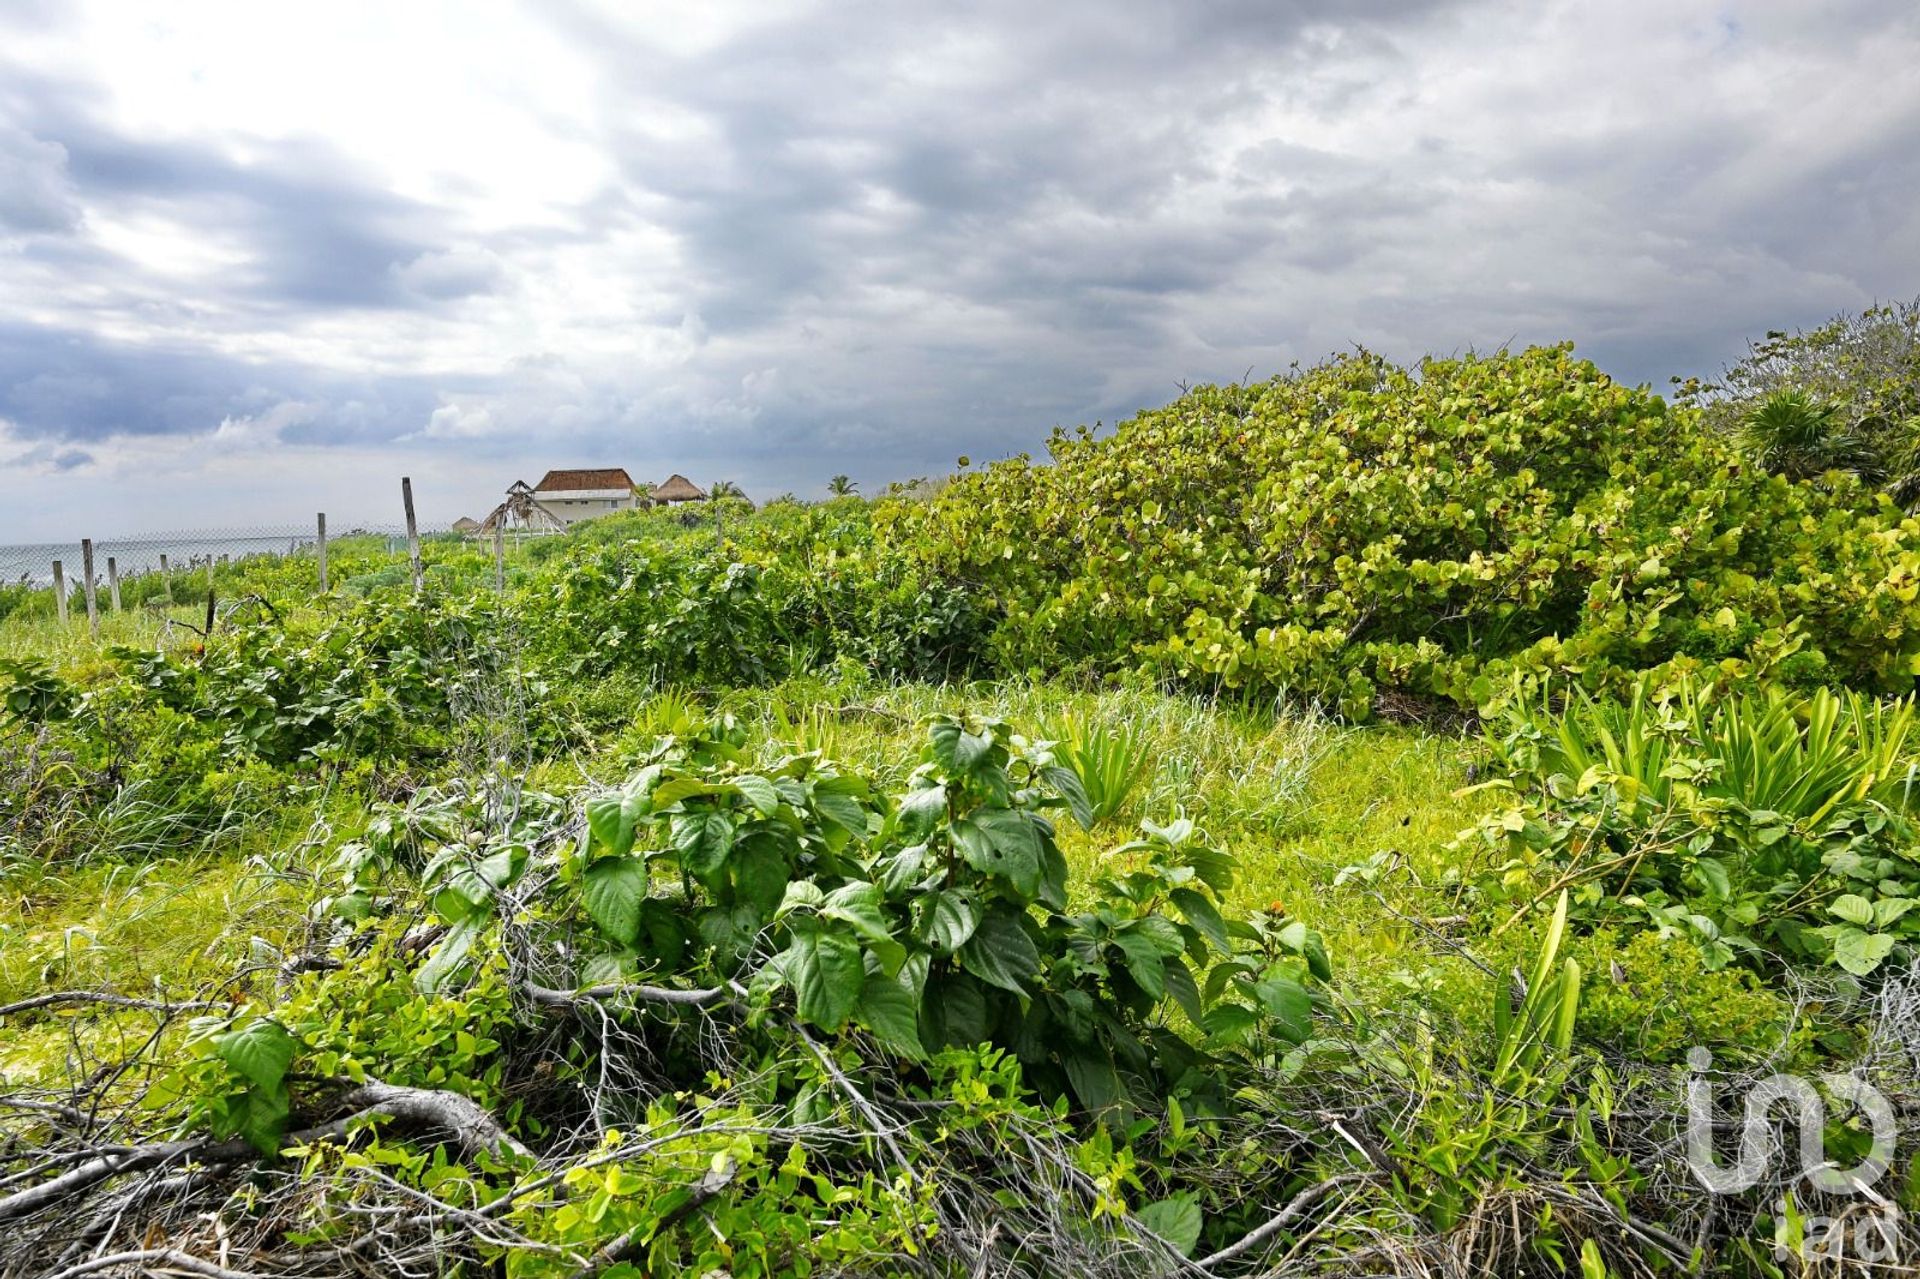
xmin=451 ymin=516 xmax=481 ymax=533
xmin=651 ymin=473 xmax=707 ymax=503
xmin=534 ymin=468 xmax=636 ymax=493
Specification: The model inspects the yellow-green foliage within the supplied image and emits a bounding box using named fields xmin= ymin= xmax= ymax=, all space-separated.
xmin=895 ymin=344 xmax=1920 ymax=716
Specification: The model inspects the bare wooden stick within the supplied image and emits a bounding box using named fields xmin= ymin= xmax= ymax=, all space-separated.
xmin=494 ymin=519 xmax=506 ymax=594
xmin=402 ymin=476 xmax=423 ymax=595
xmin=0 ymin=989 xmax=227 ymax=1018
xmin=51 ymin=560 xmax=67 ymax=626
xmin=105 ymin=556 xmax=121 ymax=612
xmin=317 ymin=511 xmax=329 ymax=593
xmin=80 ymin=539 xmax=99 ymax=639
xmin=44 ymin=1249 xmax=268 ymax=1279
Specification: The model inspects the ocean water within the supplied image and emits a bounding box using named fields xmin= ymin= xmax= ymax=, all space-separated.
xmin=0 ymin=534 xmax=321 ymax=587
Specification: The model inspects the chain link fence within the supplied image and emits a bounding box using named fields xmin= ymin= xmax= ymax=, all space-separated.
xmin=0 ymin=521 xmax=468 ymax=590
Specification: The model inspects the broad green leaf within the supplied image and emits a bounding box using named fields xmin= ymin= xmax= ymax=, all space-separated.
xmin=959 ymin=909 xmax=1041 ymax=994
xmin=213 ymin=1018 xmax=296 ymax=1092
xmin=585 ymin=788 xmax=644 ymax=857
xmin=821 ymin=882 xmax=893 ymax=945
xmin=1830 ymin=894 xmax=1876 ymax=927
xmin=788 ymin=929 xmax=865 ymax=1031
xmin=912 ymin=889 xmax=981 ymax=954
xmin=672 ymin=810 xmax=736 ymax=877
xmin=732 ymin=774 xmax=782 ymax=817
xmin=813 ymin=790 xmax=870 ymax=840
xmin=1111 ymin=928 xmax=1167 ymax=1000
xmin=582 ymin=856 xmax=649 ymax=946
xmin=1169 ymin=888 xmax=1228 ymax=953
xmin=1830 ymin=927 xmax=1896 ymax=976
xmin=1252 ymin=973 xmax=1313 ymax=1043
xmin=856 ymin=972 xmax=925 ymax=1059
xmin=1040 ymin=764 xmax=1094 ymax=831
xmin=896 ymin=784 xmax=949 ymax=839
xmin=729 ymin=837 xmax=790 ymax=920
xmin=1137 ymin=1195 xmax=1202 ymax=1257
xmin=953 ymin=808 xmax=1041 ymax=895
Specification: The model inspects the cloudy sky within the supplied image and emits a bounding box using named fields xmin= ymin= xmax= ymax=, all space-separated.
xmin=2 ymin=0 xmax=1917 ymax=539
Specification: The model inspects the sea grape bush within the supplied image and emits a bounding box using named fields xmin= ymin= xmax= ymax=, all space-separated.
xmin=892 ymin=344 xmax=1920 ymax=716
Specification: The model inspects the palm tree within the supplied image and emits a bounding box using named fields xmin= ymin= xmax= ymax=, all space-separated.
xmin=826 ymin=474 xmax=858 ymax=497
xmin=710 ymin=480 xmax=745 ymax=500
xmin=1739 ymin=391 xmax=1879 ymax=483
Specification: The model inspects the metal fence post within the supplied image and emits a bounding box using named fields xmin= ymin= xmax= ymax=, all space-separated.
xmin=81 ymin=539 xmax=99 ymax=639
xmin=402 ymin=477 xmax=423 ymax=595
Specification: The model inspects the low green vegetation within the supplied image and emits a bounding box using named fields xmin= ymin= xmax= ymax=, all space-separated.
xmin=2 ymin=333 xmax=1918 ymax=1276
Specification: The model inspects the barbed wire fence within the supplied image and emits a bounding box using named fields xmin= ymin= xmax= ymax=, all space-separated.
xmin=1 ymin=477 xmax=504 ymax=636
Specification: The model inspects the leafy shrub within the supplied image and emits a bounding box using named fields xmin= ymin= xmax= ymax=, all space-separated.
xmin=892 ymin=344 xmax=1920 ymax=716
xmin=1464 ymin=677 xmax=1920 ymax=976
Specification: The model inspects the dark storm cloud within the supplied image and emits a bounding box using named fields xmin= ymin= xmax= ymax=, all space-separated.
xmin=0 ymin=320 xmax=451 ymax=445
xmin=2 ymin=0 xmax=1920 ymax=521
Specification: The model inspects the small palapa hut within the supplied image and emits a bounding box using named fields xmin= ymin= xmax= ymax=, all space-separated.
xmin=650 ymin=474 xmax=708 ymax=504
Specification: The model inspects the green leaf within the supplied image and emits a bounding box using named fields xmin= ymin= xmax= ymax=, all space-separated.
xmin=959 ymin=909 xmax=1041 ymax=995
xmin=1169 ymin=888 xmax=1229 ymax=953
xmin=788 ymin=929 xmax=865 ymax=1031
xmin=856 ymin=972 xmax=925 ymax=1059
xmin=728 ymin=837 xmax=790 ymax=920
xmin=732 ymin=774 xmax=782 ymax=817
xmin=1830 ymin=894 xmax=1876 ymax=927
xmin=1112 ymin=927 xmax=1168 ymax=1000
xmin=1276 ymin=919 xmax=1332 ymax=981
xmin=672 ymin=810 xmax=736 ymax=877
xmin=585 ymin=786 xmax=646 ymax=857
xmin=1202 ymin=1002 xmax=1259 ymax=1044
xmin=821 ymin=882 xmax=894 ymax=946
xmin=813 ymin=790 xmax=870 ymax=840
xmin=1252 ymin=973 xmax=1313 ymax=1043
xmin=1874 ymin=897 xmax=1915 ymax=928
xmin=929 ymin=719 xmax=995 ymax=776
xmin=213 ymin=1019 xmax=296 ymax=1092
xmin=1041 ymin=764 xmax=1094 ymax=831
xmin=953 ymin=808 xmax=1042 ymax=895
xmin=896 ymin=784 xmax=948 ymax=839
xmin=912 ymin=890 xmax=981 ymax=954
xmin=1830 ymin=927 xmax=1897 ymax=976
xmin=1137 ymin=1195 xmax=1202 ymax=1257
xmin=582 ymin=856 xmax=649 ymax=946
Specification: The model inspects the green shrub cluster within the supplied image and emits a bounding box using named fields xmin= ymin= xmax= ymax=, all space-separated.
xmin=893 ymin=344 xmax=1920 ymax=716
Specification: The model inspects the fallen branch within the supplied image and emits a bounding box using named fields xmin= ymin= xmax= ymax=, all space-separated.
xmin=571 ymin=1159 xmax=736 ymax=1279
xmin=0 ymin=991 xmax=227 ymax=1019
xmin=43 ymin=1248 xmax=268 ymax=1279
xmin=523 ymin=982 xmax=726 ymax=1009
xmin=1194 ymin=1171 xmax=1375 ymax=1270
xmin=0 ymin=1082 xmax=527 ymax=1224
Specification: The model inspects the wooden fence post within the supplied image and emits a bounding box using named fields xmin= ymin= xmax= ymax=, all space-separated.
xmin=494 ymin=521 xmax=506 ymax=594
xmin=81 ymin=539 xmax=99 ymax=640
xmin=316 ymin=512 xmax=329 ymax=593
xmin=107 ymin=556 xmax=122 ymax=612
xmin=52 ymin=560 xmax=68 ymax=626
xmin=159 ymin=554 xmax=173 ymax=605
xmin=402 ymin=476 xmax=423 ymax=596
